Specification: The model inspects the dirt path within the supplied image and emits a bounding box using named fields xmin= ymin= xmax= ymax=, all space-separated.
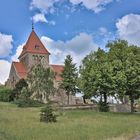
xmin=131 ymin=135 xmax=140 ymax=140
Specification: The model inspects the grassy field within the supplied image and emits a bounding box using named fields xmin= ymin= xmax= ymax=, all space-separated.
xmin=0 ymin=102 xmax=140 ymax=140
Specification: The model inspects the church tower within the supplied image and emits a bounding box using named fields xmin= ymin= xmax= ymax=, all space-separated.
xmin=18 ymin=29 xmax=50 ymax=72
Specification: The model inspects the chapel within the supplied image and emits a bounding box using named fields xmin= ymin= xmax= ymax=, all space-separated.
xmin=6 ymin=28 xmax=78 ymax=105
xmin=6 ymin=29 xmax=64 ymax=88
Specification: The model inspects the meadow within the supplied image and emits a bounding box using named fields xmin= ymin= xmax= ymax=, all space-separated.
xmin=0 ymin=102 xmax=140 ymax=140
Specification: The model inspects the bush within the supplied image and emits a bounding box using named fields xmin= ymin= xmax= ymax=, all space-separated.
xmin=14 ymin=99 xmax=44 ymax=107
xmin=40 ymin=104 xmax=57 ymax=123
xmin=98 ymin=101 xmax=109 ymax=112
xmin=0 ymin=87 xmax=13 ymax=102
xmin=13 ymin=79 xmax=28 ymax=100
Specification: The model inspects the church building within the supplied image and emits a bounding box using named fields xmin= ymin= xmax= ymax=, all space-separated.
xmin=6 ymin=29 xmax=64 ymax=88
xmin=6 ymin=28 xmax=79 ymax=105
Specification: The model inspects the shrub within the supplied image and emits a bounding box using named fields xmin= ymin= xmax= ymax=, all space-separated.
xmin=13 ymin=79 xmax=28 ymax=100
xmin=98 ymin=101 xmax=109 ymax=112
xmin=14 ymin=99 xmax=44 ymax=107
xmin=0 ymin=87 xmax=13 ymax=102
xmin=40 ymin=104 xmax=57 ymax=123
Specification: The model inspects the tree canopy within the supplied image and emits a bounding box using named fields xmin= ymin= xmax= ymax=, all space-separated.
xmin=79 ymin=40 xmax=140 ymax=112
xmin=107 ymin=40 xmax=140 ymax=112
xmin=27 ymin=63 xmax=55 ymax=102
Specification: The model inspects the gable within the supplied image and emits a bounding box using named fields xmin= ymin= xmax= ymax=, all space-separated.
xmin=19 ymin=30 xmax=50 ymax=58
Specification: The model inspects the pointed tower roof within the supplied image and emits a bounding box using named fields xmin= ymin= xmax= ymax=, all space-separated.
xmin=19 ymin=30 xmax=50 ymax=58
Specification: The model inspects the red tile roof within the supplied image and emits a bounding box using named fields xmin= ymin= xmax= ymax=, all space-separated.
xmin=13 ymin=62 xmax=64 ymax=81
xmin=13 ymin=62 xmax=27 ymax=79
xmin=51 ymin=64 xmax=64 ymax=81
xmin=19 ymin=30 xmax=50 ymax=58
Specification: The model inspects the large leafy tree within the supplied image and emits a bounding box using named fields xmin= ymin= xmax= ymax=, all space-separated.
xmin=107 ymin=40 xmax=140 ymax=112
xmin=79 ymin=40 xmax=140 ymax=112
xmin=79 ymin=48 xmax=114 ymax=108
xmin=27 ymin=64 xmax=55 ymax=102
xmin=61 ymin=55 xmax=78 ymax=104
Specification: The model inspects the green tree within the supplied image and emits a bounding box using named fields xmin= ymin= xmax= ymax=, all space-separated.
xmin=79 ymin=49 xmax=114 ymax=111
xmin=40 ymin=103 xmax=57 ymax=123
xmin=61 ymin=55 xmax=78 ymax=104
xmin=28 ymin=64 xmax=55 ymax=102
xmin=79 ymin=40 xmax=140 ymax=112
xmin=107 ymin=40 xmax=140 ymax=112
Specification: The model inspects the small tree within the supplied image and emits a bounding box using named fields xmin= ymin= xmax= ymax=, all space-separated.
xmin=40 ymin=103 xmax=57 ymax=123
xmin=61 ymin=55 xmax=78 ymax=105
xmin=28 ymin=63 xmax=55 ymax=102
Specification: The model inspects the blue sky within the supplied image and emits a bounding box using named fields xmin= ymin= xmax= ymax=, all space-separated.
xmin=0 ymin=0 xmax=140 ymax=84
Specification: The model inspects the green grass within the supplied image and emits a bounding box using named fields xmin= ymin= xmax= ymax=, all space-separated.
xmin=0 ymin=102 xmax=140 ymax=140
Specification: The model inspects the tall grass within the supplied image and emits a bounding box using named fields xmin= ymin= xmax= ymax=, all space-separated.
xmin=0 ymin=102 xmax=139 ymax=140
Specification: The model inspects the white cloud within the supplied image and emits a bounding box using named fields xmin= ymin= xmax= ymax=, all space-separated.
xmin=11 ymin=43 xmax=24 ymax=61
xmin=69 ymin=0 xmax=113 ymax=13
xmin=30 ymin=0 xmax=117 ymax=14
xmin=33 ymin=13 xmax=48 ymax=23
xmin=0 ymin=33 xmax=13 ymax=58
xmin=49 ymin=20 xmax=56 ymax=26
xmin=99 ymin=27 xmax=108 ymax=35
xmin=116 ymin=14 xmax=140 ymax=46
xmin=30 ymin=0 xmax=58 ymax=13
xmin=97 ymin=27 xmax=115 ymax=45
xmin=41 ymin=32 xmax=98 ymax=65
xmin=0 ymin=60 xmax=11 ymax=84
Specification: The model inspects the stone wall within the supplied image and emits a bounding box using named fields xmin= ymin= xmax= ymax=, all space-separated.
xmin=109 ymin=104 xmax=131 ymax=112
xmin=6 ymin=63 xmax=20 ymax=88
xmin=20 ymin=53 xmax=49 ymax=72
xmin=49 ymin=89 xmax=77 ymax=105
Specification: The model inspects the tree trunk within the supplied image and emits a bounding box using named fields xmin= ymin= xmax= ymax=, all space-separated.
xmin=103 ymin=93 xmax=107 ymax=104
xmin=83 ymin=95 xmax=86 ymax=104
xmin=67 ymin=93 xmax=69 ymax=105
xmin=100 ymin=94 xmax=103 ymax=102
xmin=130 ymin=94 xmax=134 ymax=113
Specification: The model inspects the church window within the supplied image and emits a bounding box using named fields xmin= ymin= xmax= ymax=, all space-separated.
xmin=35 ymin=45 xmax=40 ymax=50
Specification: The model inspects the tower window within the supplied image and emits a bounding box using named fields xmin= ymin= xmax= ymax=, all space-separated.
xmin=35 ymin=45 xmax=40 ymax=50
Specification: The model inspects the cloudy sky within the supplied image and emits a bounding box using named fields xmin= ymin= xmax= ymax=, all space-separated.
xmin=0 ymin=0 xmax=140 ymax=84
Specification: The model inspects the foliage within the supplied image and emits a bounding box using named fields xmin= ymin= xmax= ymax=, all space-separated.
xmin=0 ymin=86 xmax=13 ymax=102
xmin=19 ymin=87 xmax=31 ymax=100
xmin=13 ymin=79 xmax=28 ymax=100
xmin=79 ymin=40 xmax=140 ymax=112
xmin=28 ymin=64 xmax=55 ymax=102
xmin=14 ymin=98 xmax=44 ymax=107
xmin=79 ymin=48 xmax=114 ymax=111
xmin=107 ymin=40 xmax=140 ymax=112
xmin=40 ymin=103 xmax=57 ymax=123
xmin=61 ymin=55 xmax=78 ymax=104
